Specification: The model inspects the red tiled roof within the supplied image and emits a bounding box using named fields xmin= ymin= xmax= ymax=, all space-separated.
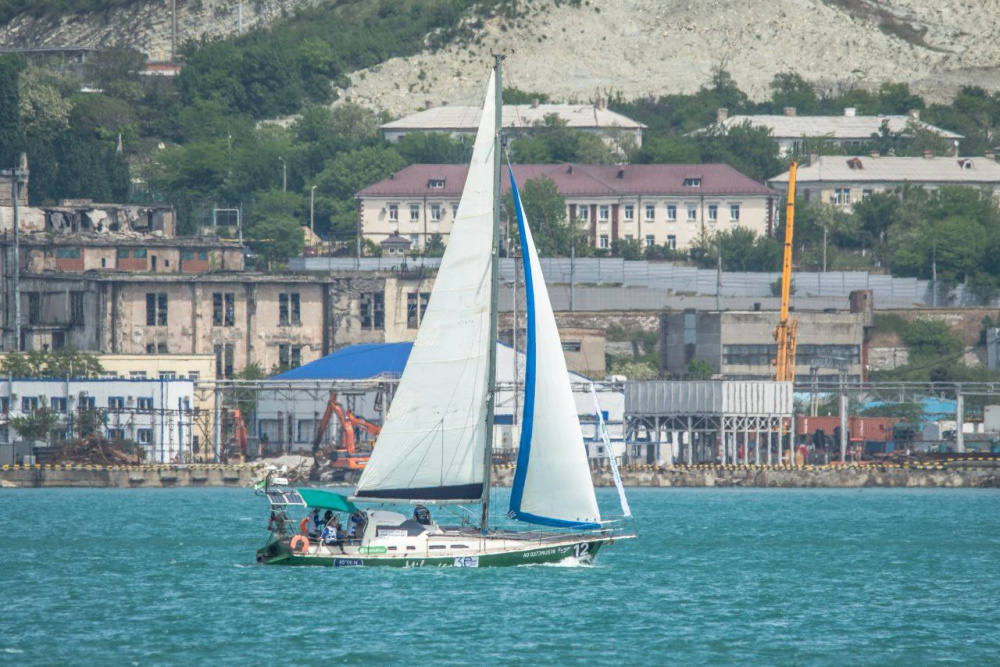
xmin=356 ymin=163 xmax=777 ymax=198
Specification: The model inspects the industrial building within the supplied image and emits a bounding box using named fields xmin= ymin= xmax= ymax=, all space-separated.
xmin=659 ymin=309 xmax=868 ymax=383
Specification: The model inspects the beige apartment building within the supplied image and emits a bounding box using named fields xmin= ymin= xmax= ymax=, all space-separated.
xmin=769 ymin=154 xmax=1000 ymax=212
xmin=3 ymin=271 xmax=436 ymax=378
xmin=357 ymin=163 xmax=779 ymax=252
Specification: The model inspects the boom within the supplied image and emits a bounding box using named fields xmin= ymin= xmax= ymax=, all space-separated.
xmin=774 ymin=161 xmax=799 ymax=383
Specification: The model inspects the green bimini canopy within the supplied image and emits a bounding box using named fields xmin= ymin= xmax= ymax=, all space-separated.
xmin=297 ymin=488 xmax=358 ymax=514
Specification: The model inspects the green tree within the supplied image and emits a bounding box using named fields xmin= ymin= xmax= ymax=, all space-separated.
xmin=1 ymin=347 xmax=104 ymax=378
xmin=9 ymin=398 xmax=62 ymax=444
xmin=424 ymin=232 xmax=445 ymax=257
xmin=0 ymin=53 xmax=26 ymax=166
xmin=246 ymin=214 xmax=304 ymax=270
xmin=686 ymin=358 xmax=714 ymax=380
xmin=18 ymin=65 xmax=72 ymax=141
xmin=502 ymin=177 xmax=570 ymax=257
xmin=769 ymin=72 xmax=818 ymax=115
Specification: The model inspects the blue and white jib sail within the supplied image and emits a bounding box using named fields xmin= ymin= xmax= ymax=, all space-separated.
xmin=507 ymin=169 xmax=602 ymax=529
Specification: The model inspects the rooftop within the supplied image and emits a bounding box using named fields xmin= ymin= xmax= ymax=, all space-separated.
xmin=380 ymin=103 xmax=645 ymax=133
xmin=358 ymin=163 xmax=777 ymax=199
xmin=698 ymin=110 xmax=963 ymax=141
xmin=769 ymin=156 xmax=1000 ymax=184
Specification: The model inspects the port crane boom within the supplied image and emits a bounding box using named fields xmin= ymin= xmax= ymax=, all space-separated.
xmin=775 ymin=161 xmax=798 ymax=382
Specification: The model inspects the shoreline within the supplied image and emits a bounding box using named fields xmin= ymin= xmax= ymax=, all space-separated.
xmin=2 ymin=462 xmax=999 ymax=489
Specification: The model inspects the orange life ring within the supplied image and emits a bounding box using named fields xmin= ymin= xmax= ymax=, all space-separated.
xmin=300 ymin=518 xmax=309 ymax=534
xmin=290 ymin=534 xmax=309 ymax=553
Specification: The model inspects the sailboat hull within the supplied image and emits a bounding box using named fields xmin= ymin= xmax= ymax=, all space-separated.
xmin=256 ymin=532 xmax=630 ymax=568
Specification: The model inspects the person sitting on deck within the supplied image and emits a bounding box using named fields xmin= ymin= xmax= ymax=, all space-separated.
xmin=308 ymin=508 xmax=323 ymax=538
xmin=413 ymin=504 xmax=432 ymax=526
xmin=347 ymin=510 xmax=366 ymax=541
xmin=321 ymin=520 xmax=345 ymax=551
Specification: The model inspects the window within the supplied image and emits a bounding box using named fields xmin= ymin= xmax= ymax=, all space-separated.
xmin=278 ymin=344 xmax=302 ymax=369
xmin=146 ymin=292 xmax=167 ymax=326
xmin=0 ymin=397 xmax=7 ymax=413
xmin=708 ymin=205 xmax=718 ymax=221
xmin=645 ymin=234 xmax=656 ymax=247
xmin=797 ymin=344 xmax=861 ymax=365
xmin=159 ymin=371 xmax=176 ymax=380
xmin=452 ymin=203 xmax=459 ymax=218
xmin=117 ymin=248 xmax=129 ymax=259
xmin=861 ymin=189 xmax=873 ymax=200
xmin=578 ymin=205 xmax=589 ymax=221
xmin=723 ymin=344 xmax=778 ymax=366
xmin=133 ymin=249 xmax=147 ymax=259
xmin=50 ymin=397 xmax=67 ymax=413
xmin=645 ymin=204 xmax=655 ymax=221
xmin=108 ymin=397 xmax=125 ymax=411
xmin=388 ymin=205 xmax=398 ymax=222
xmin=198 ymin=250 xmax=208 ymax=261
xmin=599 ymin=205 xmax=610 ymax=222
xmin=213 ymin=343 xmax=234 ymax=378
xmin=409 ymin=204 xmax=420 ymax=221
xmin=51 ymin=331 xmax=65 ymax=350
xmin=188 ymin=371 xmax=200 ymax=383
xmin=214 ymin=292 xmax=236 ymax=327
xmin=137 ymin=397 xmax=153 ymax=412
xmin=561 ymin=341 xmax=582 ymax=352
xmin=148 ymin=342 xmax=167 ymax=354
xmin=623 ymin=205 xmax=634 ymax=221
xmin=686 ymin=205 xmax=697 ymax=221
xmin=55 ymin=248 xmax=81 ymax=259
xmin=430 ymin=204 xmax=442 ymax=222
xmin=360 ymin=292 xmax=385 ymax=330
xmin=729 ymin=204 xmax=741 ymax=221
xmin=684 ymin=178 xmax=702 ymax=187
xmin=78 ymin=396 xmax=96 ymax=410
xmin=407 ymin=292 xmax=430 ymax=329
xmin=667 ymin=235 xmax=677 ymax=250
xmin=129 ymin=371 xmax=147 ymax=379
xmin=28 ymin=293 xmax=40 ymax=325
xmin=624 ymin=234 xmax=633 ymax=241
xmin=71 ymin=292 xmax=84 ymax=325
xmin=834 ymin=188 xmax=851 ymax=206
xmin=107 ymin=428 xmax=125 ymax=441
xmin=137 ymin=428 xmax=152 ymax=445
xmin=21 ymin=397 xmax=38 ymax=412
xmin=666 ymin=205 xmax=677 ymax=221
xmin=429 ymin=179 xmax=445 ymax=189
xmin=181 ymin=249 xmax=195 ymax=260
xmin=409 ymin=234 xmax=419 ymax=249
xmin=279 ymin=293 xmax=301 ymax=326
xmin=599 ymin=235 xmax=609 ymax=249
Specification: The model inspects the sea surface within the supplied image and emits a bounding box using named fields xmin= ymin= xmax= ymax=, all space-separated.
xmin=2 ymin=487 xmax=999 ymax=665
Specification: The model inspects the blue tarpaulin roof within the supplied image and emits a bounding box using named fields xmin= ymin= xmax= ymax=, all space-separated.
xmin=272 ymin=342 xmax=413 ymax=380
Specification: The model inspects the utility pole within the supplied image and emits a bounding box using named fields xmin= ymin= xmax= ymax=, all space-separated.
xmin=569 ymin=228 xmax=575 ymax=311
xmin=839 ymin=388 xmax=848 ymax=462
xmin=715 ymin=234 xmax=722 ymax=311
xmin=955 ymin=386 xmax=964 ymax=454
xmin=171 ymin=0 xmax=177 ymax=61
xmin=238 ymin=0 xmax=243 ymax=34
xmin=278 ymin=157 xmax=286 ymax=192
xmin=8 ymin=158 xmax=28 ymax=351
xmin=822 ymin=225 xmax=828 ymax=272
xmin=310 ymin=185 xmax=317 ymax=240
xmin=931 ymin=241 xmax=938 ymax=307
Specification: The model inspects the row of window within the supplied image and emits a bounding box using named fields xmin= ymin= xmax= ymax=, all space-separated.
xmin=7 ymin=396 xmax=155 ymax=413
xmin=146 ymin=291 xmax=303 ymax=328
xmin=57 ymin=249 xmax=210 ymax=261
xmin=578 ymin=203 xmax=741 ymax=223
xmin=386 ymin=202 xmax=742 ymax=224
xmin=722 ymin=344 xmax=861 ymax=366
xmin=598 ymin=234 xmax=678 ymax=249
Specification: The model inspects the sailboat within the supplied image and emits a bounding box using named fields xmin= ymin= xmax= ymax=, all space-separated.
xmin=256 ymin=58 xmax=635 ymax=567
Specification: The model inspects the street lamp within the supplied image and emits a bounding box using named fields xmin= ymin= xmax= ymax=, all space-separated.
xmin=310 ymin=185 xmax=317 ymax=240
xmin=278 ymin=157 xmax=286 ymax=192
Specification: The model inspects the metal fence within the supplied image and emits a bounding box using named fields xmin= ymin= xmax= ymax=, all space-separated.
xmin=290 ymin=257 xmax=989 ymax=308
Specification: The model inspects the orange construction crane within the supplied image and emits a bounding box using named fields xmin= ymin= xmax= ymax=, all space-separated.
xmin=774 ymin=161 xmax=799 ymax=383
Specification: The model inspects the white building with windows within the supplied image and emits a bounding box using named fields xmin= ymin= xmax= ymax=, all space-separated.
xmin=0 ymin=377 xmax=196 ymax=463
xmin=357 ymin=163 xmax=779 ymax=251
xmin=769 ymin=154 xmax=1000 ymax=212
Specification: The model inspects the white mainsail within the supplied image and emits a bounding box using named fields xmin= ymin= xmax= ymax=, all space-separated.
xmin=507 ymin=170 xmax=602 ymax=528
xmin=354 ymin=72 xmax=497 ymax=502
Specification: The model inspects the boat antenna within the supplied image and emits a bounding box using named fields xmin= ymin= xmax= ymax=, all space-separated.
xmin=481 ymin=53 xmax=504 ymax=533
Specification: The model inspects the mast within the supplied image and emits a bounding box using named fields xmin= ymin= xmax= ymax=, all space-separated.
xmin=481 ymin=54 xmax=504 ymax=530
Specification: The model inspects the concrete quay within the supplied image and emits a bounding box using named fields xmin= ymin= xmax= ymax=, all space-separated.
xmin=0 ymin=463 xmax=261 ymax=488
xmin=3 ymin=462 xmax=999 ymax=489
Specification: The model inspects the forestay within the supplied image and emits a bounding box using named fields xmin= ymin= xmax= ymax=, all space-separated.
xmin=507 ymin=169 xmax=601 ymax=528
xmin=354 ymin=72 xmax=497 ymax=502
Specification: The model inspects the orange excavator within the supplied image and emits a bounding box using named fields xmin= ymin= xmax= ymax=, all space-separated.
xmin=311 ymin=392 xmax=381 ymax=470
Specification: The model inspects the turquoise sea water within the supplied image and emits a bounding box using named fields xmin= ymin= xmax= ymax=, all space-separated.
xmin=2 ymin=487 xmax=999 ymax=664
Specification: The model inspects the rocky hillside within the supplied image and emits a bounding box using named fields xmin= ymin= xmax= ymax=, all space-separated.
xmin=343 ymin=0 xmax=1000 ymax=114
xmin=0 ymin=0 xmax=320 ymax=61
xmin=2 ymin=0 xmax=998 ymax=112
